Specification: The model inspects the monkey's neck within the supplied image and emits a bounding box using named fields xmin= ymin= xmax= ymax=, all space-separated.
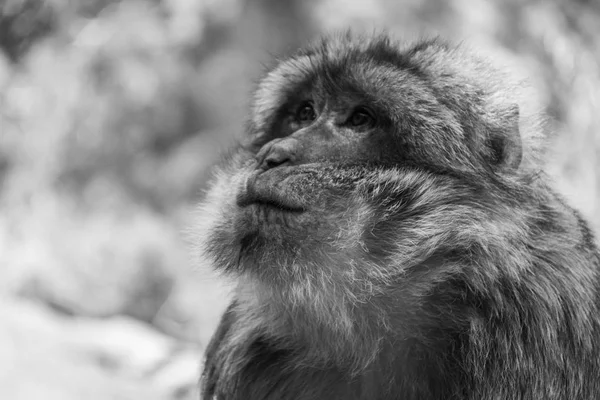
xmin=225 ymin=284 xmax=462 ymax=398
xmin=233 ymin=276 xmax=390 ymax=374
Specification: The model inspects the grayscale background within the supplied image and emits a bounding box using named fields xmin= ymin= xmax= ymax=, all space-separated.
xmin=0 ymin=0 xmax=598 ymax=398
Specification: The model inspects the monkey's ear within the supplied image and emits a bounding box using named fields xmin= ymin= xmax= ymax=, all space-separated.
xmin=489 ymin=105 xmax=522 ymax=173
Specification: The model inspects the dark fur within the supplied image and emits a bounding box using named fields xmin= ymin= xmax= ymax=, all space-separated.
xmin=196 ymin=34 xmax=600 ymax=399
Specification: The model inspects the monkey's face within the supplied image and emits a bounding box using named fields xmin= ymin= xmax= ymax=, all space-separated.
xmin=199 ymin=35 xmax=523 ymax=296
xmin=234 ymin=86 xmax=393 ymax=263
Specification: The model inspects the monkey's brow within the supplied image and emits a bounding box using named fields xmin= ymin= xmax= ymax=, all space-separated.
xmin=308 ymin=71 xmax=395 ymax=103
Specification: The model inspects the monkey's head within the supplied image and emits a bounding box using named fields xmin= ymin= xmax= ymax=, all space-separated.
xmin=197 ymin=34 xmax=533 ymax=368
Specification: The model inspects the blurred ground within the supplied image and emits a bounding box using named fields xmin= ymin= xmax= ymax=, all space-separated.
xmin=0 ymin=0 xmax=599 ymax=399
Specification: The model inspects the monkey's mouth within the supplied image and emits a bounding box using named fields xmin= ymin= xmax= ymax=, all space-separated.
xmin=236 ymin=171 xmax=306 ymax=213
xmin=238 ymin=196 xmax=304 ymax=212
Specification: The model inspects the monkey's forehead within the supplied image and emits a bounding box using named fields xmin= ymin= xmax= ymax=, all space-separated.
xmin=253 ymin=36 xmax=422 ymax=124
xmin=250 ymin=34 xmax=508 ymax=131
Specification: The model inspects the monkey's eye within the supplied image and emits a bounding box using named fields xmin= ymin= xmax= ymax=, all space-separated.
xmin=296 ymin=102 xmax=316 ymax=122
xmin=348 ymin=107 xmax=374 ymax=127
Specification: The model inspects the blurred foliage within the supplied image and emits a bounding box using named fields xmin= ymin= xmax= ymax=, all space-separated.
xmin=0 ymin=0 xmax=599 ymax=398
xmin=0 ymin=0 xmax=57 ymax=62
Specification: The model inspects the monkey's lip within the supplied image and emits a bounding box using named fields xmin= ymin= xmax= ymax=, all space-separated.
xmin=236 ymin=170 xmax=306 ymax=212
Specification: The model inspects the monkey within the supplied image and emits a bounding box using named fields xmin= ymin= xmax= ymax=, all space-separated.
xmin=195 ymin=33 xmax=600 ymax=400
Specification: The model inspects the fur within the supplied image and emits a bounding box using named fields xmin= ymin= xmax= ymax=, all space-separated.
xmin=196 ymin=34 xmax=600 ymax=400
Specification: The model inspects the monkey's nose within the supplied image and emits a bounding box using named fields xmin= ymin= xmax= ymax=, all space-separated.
xmin=256 ymin=139 xmax=297 ymax=170
xmin=261 ymin=150 xmax=290 ymax=170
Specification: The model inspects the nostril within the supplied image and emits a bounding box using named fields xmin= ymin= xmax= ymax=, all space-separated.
xmin=255 ymin=138 xmax=297 ymax=170
xmin=264 ymin=156 xmax=289 ymax=170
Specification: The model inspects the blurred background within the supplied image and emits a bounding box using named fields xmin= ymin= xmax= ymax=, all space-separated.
xmin=0 ymin=0 xmax=599 ymax=398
